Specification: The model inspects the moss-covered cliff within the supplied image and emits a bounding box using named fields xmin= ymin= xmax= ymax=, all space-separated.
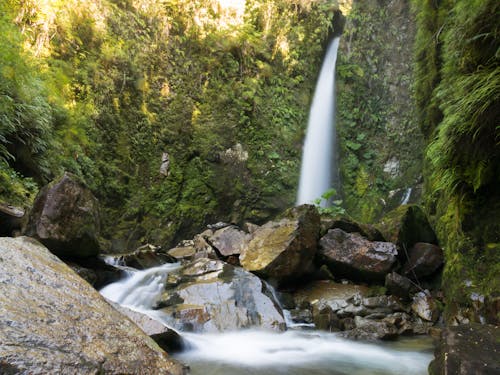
xmin=1 ymin=0 xmax=340 ymax=249
xmin=336 ymin=0 xmax=424 ymax=222
xmin=413 ymin=0 xmax=499 ymax=322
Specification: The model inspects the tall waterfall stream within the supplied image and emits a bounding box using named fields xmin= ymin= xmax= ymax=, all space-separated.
xmin=100 ymin=264 xmax=433 ymax=375
xmin=297 ymin=37 xmax=341 ymax=207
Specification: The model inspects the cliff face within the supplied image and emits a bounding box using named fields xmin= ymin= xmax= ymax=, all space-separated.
xmin=336 ymin=0 xmax=423 ymax=222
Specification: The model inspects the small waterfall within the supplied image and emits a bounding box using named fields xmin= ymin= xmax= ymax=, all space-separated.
xmin=297 ymin=37 xmax=341 ymax=207
xmin=100 ymin=263 xmax=180 ymax=310
xmin=400 ymin=187 xmax=412 ymax=205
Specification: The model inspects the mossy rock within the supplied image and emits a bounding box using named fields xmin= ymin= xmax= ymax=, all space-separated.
xmin=376 ymin=205 xmax=437 ymax=254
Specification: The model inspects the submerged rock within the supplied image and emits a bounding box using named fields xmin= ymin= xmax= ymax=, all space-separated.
xmin=240 ymin=204 xmax=320 ymax=285
xmin=318 ymin=228 xmax=397 ymax=281
xmin=429 ymin=324 xmax=500 ymax=375
xmin=158 ymin=258 xmax=285 ymax=332
xmin=0 ymin=236 xmax=186 ymax=375
xmin=23 ymin=172 xmax=101 ymax=259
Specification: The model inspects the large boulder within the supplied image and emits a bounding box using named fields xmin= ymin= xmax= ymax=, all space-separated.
xmin=157 ymin=258 xmax=285 ymax=332
xmin=318 ymin=228 xmax=398 ymax=281
xmin=0 ymin=237 xmax=186 ymax=375
xmin=401 ymin=242 xmax=444 ymax=279
xmin=239 ymin=204 xmax=320 ymax=284
xmin=376 ymin=205 xmax=437 ymax=253
xmin=429 ymin=324 xmax=500 ymax=375
xmin=23 ymin=172 xmax=101 ymax=258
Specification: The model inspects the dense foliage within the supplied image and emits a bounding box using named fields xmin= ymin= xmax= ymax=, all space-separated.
xmin=412 ymin=0 xmax=499 ymax=316
xmin=0 ymin=0 xmax=337 ymax=249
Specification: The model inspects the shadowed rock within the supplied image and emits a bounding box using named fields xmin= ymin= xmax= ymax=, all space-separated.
xmin=23 ymin=172 xmax=101 ymax=259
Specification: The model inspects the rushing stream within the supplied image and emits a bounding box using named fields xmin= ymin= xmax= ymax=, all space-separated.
xmin=100 ymin=262 xmax=434 ymax=375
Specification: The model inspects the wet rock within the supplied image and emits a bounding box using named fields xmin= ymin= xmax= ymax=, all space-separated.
xmin=376 ymin=205 xmax=437 ymax=253
xmin=0 ymin=236 xmax=186 ymax=375
xmin=207 ymin=225 xmax=251 ymax=257
xmin=23 ymin=172 xmax=101 ymax=259
xmin=114 ymin=244 xmax=176 ymax=269
xmin=240 ymin=204 xmax=320 ymax=285
xmin=429 ymin=324 xmax=500 ymax=375
xmin=158 ymin=258 xmax=285 ymax=332
xmin=385 ymin=271 xmax=415 ymax=300
xmin=342 ymin=316 xmax=399 ymax=340
xmin=318 ymin=228 xmax=397 ymax=281
xmin=111 ymin=304 xmax=186 ymax=353
xmin=411 ymin=291 xmax=440 ymax=322
xmin=401 ymin=242 xmax=444 ymax=279
xmin=0 ymin=202 xmax=24 ymax=236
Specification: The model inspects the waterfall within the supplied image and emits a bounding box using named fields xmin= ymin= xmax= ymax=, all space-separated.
xmin=297 ymin=37 xmax=341 ymax=207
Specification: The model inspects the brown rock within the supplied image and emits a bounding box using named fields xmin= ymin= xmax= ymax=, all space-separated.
xmin=402 ymin=242 xmax=444 ymax=279
xmin=318 ymin=228 xmax=397 ymax=281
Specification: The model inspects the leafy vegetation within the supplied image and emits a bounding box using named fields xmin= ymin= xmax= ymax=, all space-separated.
xmin=412 ymin=0 xmax=500 ymax=317
xmin=0 ymin=0 xmax=337 ymax=248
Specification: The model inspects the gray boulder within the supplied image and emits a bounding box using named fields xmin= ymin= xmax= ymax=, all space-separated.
xmin=23 ymin=172 xmax=100 ymax=258
xmin=0 ymin=236 xmax=187 ymax=375
xmin=157 ymin=258 xmax=285 ymax=332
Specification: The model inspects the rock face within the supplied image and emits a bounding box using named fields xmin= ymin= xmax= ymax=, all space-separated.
xmin=402 ymin=242 xmax=444 ymax=279
xmin=240 ymin=204 xmax=320 ymax=284
xmin=157 ymin=258 xmax=285 ymax=332
xmin=0 ymin=237 xmax=186 ymax=375
xmin=23 ymin=172 xmax=101 ymax=258
xmin=377 ymin=205 xmax=437 ymax=252
xmin=429 ymin=324 xmax=500 ymax=375
xmin=318 ymin=228 xmax=398 ymax=280
xmin=411 ymin=291 xmax=440 ymax=322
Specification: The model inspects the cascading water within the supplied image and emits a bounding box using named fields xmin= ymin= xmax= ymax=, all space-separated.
xmin=100 ymin=263 xmax=433 ymax=375
xmin=297 ymin=37 xmax=341 ymax=207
